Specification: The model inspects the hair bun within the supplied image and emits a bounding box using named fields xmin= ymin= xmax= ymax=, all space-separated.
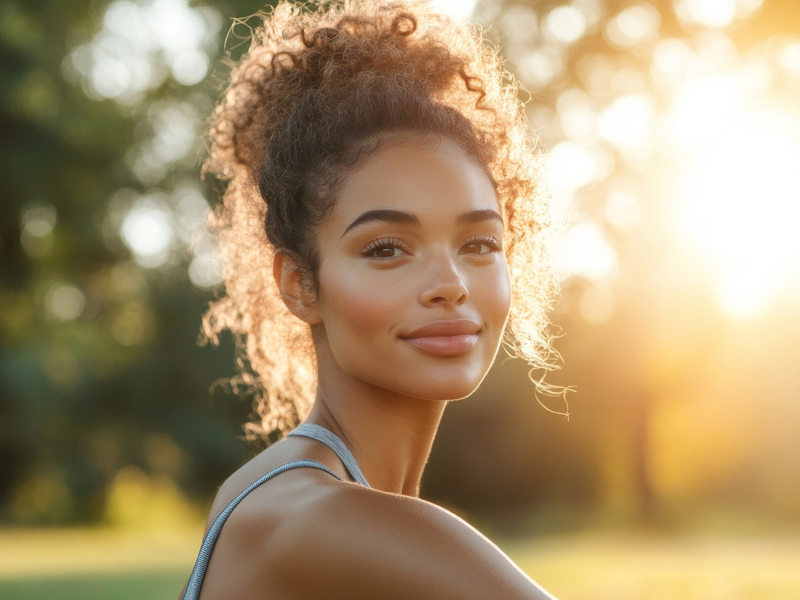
xmin=202 ymin=0 xmax=562 ymax=438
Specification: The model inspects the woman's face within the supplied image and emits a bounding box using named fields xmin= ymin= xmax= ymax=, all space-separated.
xmin=312 ymin=137 xmax=511 ymax=401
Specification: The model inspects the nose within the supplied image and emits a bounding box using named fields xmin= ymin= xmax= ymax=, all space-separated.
xmin=419 ymin=251 xmax=469 ymax=307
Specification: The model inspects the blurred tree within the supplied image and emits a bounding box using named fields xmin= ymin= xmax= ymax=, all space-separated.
xmin=0 ymin=0 xmax=270 ymax=524
xmin=424 ymin=0 xmax=800 ymax=528
xmin=2 ymin=0 xmax=799 ymax=530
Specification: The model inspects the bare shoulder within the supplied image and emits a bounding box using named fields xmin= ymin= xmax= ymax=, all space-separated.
xmin=269 ymin=481 xmax=555 ymax=600
xmin=196 ymin=453 xmax=555 ymax=600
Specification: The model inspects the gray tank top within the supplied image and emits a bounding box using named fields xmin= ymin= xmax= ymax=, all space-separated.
xmin=180 ymin=423 xmax=370 ymax=600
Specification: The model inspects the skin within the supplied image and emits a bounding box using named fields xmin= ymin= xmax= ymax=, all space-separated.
xmin=190 ymin=137 xmax=556 ymax=599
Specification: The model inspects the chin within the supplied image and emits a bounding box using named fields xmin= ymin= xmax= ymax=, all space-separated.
xmin=334 ymin=339 xmax=500 ymax=402
xmin=415 ymin=383 xmax=480 ymax=402
xmin=379 ymin=365 xmax=489 ymax=401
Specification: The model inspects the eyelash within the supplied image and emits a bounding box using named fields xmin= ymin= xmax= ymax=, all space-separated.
xmin=462 ymin=235 xmax=502 ymax=254
xmin=361 ymin=237 xmax=408 ymax=260
xmin=361 ymin=235 xmax=502 ymax=260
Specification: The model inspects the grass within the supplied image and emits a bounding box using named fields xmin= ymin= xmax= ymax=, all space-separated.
xmin=2 ymin=528 xmax=800 ymax=599
xmin=502 ymin=533 xmax=800 ymax=600
xmin=0 ymin=528 xmax=198 ymax=600
xmin=0 ymin=570 xmax=188 ymax=600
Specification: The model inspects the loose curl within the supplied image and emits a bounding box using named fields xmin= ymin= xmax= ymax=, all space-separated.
xmin=201 ymin=0 xmax=563 ymax=439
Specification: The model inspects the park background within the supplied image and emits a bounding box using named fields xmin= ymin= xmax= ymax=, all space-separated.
xmin=1 ymin=0 xmax=799 ymax=598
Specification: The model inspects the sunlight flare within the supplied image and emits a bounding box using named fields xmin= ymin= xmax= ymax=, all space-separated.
xmin=674 ymin=107 xmax=800 ymax=318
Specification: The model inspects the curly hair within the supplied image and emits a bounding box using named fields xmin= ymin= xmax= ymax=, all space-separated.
xmin=201 ymin=0 xmax=562 ymax=439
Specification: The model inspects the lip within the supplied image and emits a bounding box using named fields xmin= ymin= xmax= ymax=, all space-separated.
xmin=400 ymin=319 xmax=481 ymax=357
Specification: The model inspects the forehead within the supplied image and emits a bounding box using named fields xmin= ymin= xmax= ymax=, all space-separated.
xmin=327 ymin=137 xmax=500 ymax=227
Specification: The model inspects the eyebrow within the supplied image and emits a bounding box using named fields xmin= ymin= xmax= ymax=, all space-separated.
xmin=341 ymin=208 xmax=503 ymax=237
xmin=455 ymin=209 xmax=503 ymax=227
xmin=341 ymin=210 xmax=419 ymax=237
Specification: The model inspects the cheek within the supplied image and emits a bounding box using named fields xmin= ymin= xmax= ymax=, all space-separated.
xmin=317 ymin=261 xmax=408 ymax=353
xmin=472 ymin=262 xmax=512 ymax=331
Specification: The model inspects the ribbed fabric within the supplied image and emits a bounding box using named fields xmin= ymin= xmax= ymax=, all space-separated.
xmin=180 ymin=425 xmax=370 ymax=600
xmin=287 ymin=423 xmax=371 ymax=488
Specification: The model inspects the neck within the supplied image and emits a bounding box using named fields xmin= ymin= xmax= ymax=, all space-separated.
xmin=305 ymin=343 xmax=446 ymax=496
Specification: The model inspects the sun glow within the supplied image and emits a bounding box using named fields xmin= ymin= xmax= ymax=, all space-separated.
xmin=670 ymin=86 xmax=800 ymax=318
xmin=428 ymin=0 xmax=480 ymax=21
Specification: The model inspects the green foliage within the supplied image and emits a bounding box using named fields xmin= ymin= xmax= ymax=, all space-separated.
xmin=0 ymin=0 xmax=271 ymax=525
xmin=2 ymin=0 xmax=799 ymax=529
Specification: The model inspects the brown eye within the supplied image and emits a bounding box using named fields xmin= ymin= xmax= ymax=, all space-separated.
xmin=371 ymin=246 xmax=399 ymax=258
xmin=362 ymin=238 xmax=407 ymax=260
xmin=462 ymin=241 xmax=495 ymax=255
xmin=461 ymin=236 xmax=500 ymax=255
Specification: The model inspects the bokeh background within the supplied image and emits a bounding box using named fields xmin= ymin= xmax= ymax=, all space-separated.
xmin=1 ymin=0 xmax=799 ymax=598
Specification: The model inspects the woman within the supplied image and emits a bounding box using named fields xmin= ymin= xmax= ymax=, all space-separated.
xmin=183 ymin=1 xmax=561 ymax=598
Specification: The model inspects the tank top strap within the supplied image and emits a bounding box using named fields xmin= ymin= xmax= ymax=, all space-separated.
xmin=287 ymin=423 xmax=371 ymax=488
xmin=181 ymin=459 xmax=340 ymax=600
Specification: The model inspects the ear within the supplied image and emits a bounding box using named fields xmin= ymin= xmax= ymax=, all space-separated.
xmin=272 ymin=251 xmax=322 ymax=325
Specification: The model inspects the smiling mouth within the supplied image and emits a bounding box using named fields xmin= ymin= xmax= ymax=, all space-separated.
xmin=400 ymin=319 xmax=481 ymax=357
